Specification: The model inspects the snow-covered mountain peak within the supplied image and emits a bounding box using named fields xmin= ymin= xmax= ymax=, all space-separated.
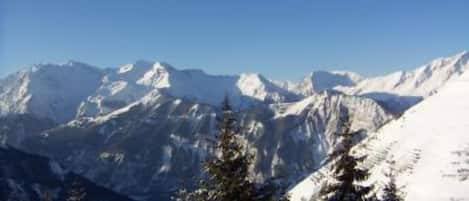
xmin=332 ymin=51 xmax=469 ymax=113
xmin=237 ymin=73 xmax=300 ymax=103
xmin=151 ymin=61 xmax=176 ymax=72
xmin=3 ymin=51 xmax=468 ymax=122
xmin=136 ymin=62 xmax=172 ymax=87
xmin=330 ymin=70 xmax=364 ymax=83
xmin=452 ymin=50 xmax=469 ymax=60
xmin=277 ymin=70 xmax=362 ymax=96
xmin=237 ymin=73 xmax=268 ymax=90
xmin=0 ymin=62 xmax=103 ymax=122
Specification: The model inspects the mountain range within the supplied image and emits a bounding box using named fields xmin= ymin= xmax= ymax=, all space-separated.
xmin=0 ymin=51 xmax=468 ymax=201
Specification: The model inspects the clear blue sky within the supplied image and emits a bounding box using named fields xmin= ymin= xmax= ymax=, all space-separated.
xmin=1 ymin=0 xmax=469 ymax=80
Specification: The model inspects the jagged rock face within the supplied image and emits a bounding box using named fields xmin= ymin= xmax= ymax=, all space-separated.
xmin=15 ymin=92 xmax=390 ymax=201
xmin=0 ymin=146 xmax=134 ymax=201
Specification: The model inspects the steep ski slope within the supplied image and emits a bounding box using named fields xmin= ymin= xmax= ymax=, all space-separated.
xmin=290 ymin=69 xmax=469 ymax=201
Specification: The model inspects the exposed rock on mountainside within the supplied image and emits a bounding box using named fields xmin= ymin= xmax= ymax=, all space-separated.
xmin=17 ymin=91 xmax=390 ymax=201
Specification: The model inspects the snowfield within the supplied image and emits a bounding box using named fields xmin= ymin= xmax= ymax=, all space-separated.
xmin=290 ymin=66 xmax=469 ymax=201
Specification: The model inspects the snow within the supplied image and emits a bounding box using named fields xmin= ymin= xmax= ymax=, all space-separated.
xmin=0 ymin=61 xmax=103 ymax=123
xmin=158 ymin=145 xmax=173 ymax=174
xmin=1 ymin=51 xmax=467 ymax=123
xmin=273 ymin=95 xmax=317 ymax=118
xmin=276 ymin=71 xmax=362 ymax=96
xmin=289 ymin=69 xmax=469 ymax=201
xmin=336 ymin=51 xmax=469 ymax=98
xmin=237 ymin=73 xmax=297 ymax=103
xmin=108 ymin=81 xmax=128 ymax=96
xmin=118 ymin=64 xmax=134 ymax=74
xmin=79 ymin=62 xmax=298 ymax=118
xmin=331 ymin=70 xmax=364 ymax=83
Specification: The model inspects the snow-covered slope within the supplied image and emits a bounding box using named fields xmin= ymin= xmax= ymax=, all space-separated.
xmin=76 ymin=60 xmax=156 ymax=117
xmin=0 ymin=61 xmax=103 ymax=123
xmin=0 ymin=60 xmax=300 ymax=121
xmin=335 ymin=51 xmax=469 ymax=112
xmin=3 ymin=51 xmax=467 ymax=122
xmin=290 ymin=67 xmax=469 ymax=201
xmin=276 ymin=71 xmax=363 ymax=96
xmin=77 ymin=61 xmax=300 ymax=117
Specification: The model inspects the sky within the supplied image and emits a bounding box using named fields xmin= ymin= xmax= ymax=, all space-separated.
xmin=1 ymin=0 xmax=469 ymax=80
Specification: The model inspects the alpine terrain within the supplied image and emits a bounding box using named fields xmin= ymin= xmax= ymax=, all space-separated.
xmin=290 ymin=57 xmax=469 ymax=201
xmin=0 ymin=51 xmax=467 ymax=200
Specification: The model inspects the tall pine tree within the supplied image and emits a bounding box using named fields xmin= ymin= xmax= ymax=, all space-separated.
xmin=381 ymin=159 xmax=404 ymax=201
xmin=174 ymin=96 xmax=289 ymax=201
xmin=202 ymin=96 xmax=256 ymax=201
xmin=319 ymin=109 xmax=374 ymax=201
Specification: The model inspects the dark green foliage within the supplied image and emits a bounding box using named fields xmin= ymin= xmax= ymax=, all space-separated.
xmin=174 ymin=97 xmax=289 ymax=201
xmin=381 ymin=159 xmax=404 ymax=201
xmin=319 ymin=110 xmax=375 ymax=201
xmin=204 ymin=97 xmax=256 ymax=201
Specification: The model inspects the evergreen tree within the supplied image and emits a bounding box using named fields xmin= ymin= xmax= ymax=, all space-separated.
xmin=202 ymin=96 xmax=255 ymax=201
xmin=319 ymin=109 xmax=374 ymax=201
xmin=67 ymin=180 xmax=87 ymax=201
xmin=174 ymin=96 xmax=289 ymax=201
xmin=381 ymin=159 xmax=404 ymax=201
